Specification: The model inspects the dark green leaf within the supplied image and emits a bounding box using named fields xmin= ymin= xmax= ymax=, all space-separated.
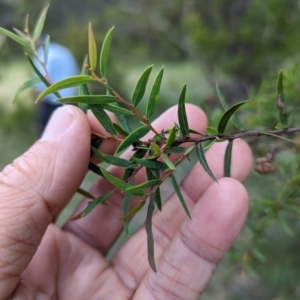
xmin=132 ymin=65 xmax=153 ymax=106
xmin=89 ymin=104 xmax=117 ymax=136
xmin=131 ymin=157 xmax=168 ymax=170
xmin=77 ymin=187 xmax=96 ymax=200
xmin=196 ymin=143 xmax=218 ymax=182
xmin=161 ymin=153 xmax=176 ymax=170
xmin=0 ymin=27 xmax=31 ymax=49
xmin=123 ymin=149 xmax=148 ymax=180
xmin=101 ymin=167 xmax=145 ymax=196
xmin=99 ymin=26 xmax=114 ymax=79
xmin=216 ymin=84 xmax=243 ymax=130
xmin=88 ymin=162 xmax=103 ymax=176
xmin=122 ymin=178 xmax=134 ymax=237
xmin=217 ymin=101 xmax=248 ymax=134
xmin=146 ymin=194 xmax=157 ymax=272
xmin=36 ymin=75 xmax=94 ymax=102
xmin=90 ymin=138 xmax=103 ymax=157
xmin=91 ymin=147 xmax=134 ymax=168
xmin=81 ymin=192 xmax=113 ymax=218
xmin=189 ymin=129 xmax=205 ymax=136
xmin=146 ymin=67 xmax=164 ymax=119
xmin=154 ymin=188 xmax=162 ymax=211
xmin=171 ymin=175 xmax=191 ymax=218
xmin=33 ymin=4 xmax=50 ymax=41
xmin=113 ymin=123 xmax=129 ymax=137
xmin=224 ymin=141 xmax=233 ymax=177
xmin=115 ymin=112 xmax=132 ymax=134
xmin=164 ymin=147 xmax=186 ymax=154
xmin=101 ymin=103 xmax=133 ymax=116
xmin=126 ymin=179 xmax=162 ymax=193
xmin=165 ymin=126 xmax=176 ymax=148
xmin=58 ymin=95 xmax=117 ymax=104
xmin=88 ymin=23 xmax=98 ymax=70
xmin=13 ymin=77 xmax=41 ymax=103
xmin=120 ymin=200 xmax=146 ymax=220
xmin=178 ymin=83 xmax=189 ymax=137
xmin=276 ymin=70 xmax=288 ymax=126
xmin=116 ymin=126 xmax=150 ymax=154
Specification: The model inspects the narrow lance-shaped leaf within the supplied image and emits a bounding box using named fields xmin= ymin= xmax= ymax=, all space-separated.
xmin=99 ymin=26 xmax=114 ymax=79
xmin=123 ymin=149 xmax=148 ymax=180
xmin=58 ymin=95 xmax=117 ymax=104
xmin=196 ymin=143 xmax=218 ymax=182
xmin=131 ymin=157 xmax=167 ymax=171
xmin=216 ymin=84 xmax=243 ymax=130
xmin=101 ymin=103 xmax=133 ymax=116
xmin=91 ymin=147 xmax=134 ymax=168
xmin=120 ymin=200 xmax=146 ymax=220
xmin=146 ymin=195 xmax=157 ymax=272
xmin=217 ymin=100 xmax=248 ymax=134
xmin=36 ymin=75 xmax=94 ymax=102
xmin=161 ymin=153 xmax=176 ymax=170
xmin=13 ymin=77 xmax=41 ymax=103
xmin=146 ymin=67 xmax=164 ymax=119
xmin=126 ymin=179 xmax=162 ymax=193
xmin=88 ymin=162 xmax=103 ymax=176
xmin=44 ymin=34 xmax=50 ymax=65
xmin=113 ymin=123 xmax=129 ymax=137
xmin=123 ymin=179 xmax=134 ymax=236
xmin=77 ymin=187 xmax=96 ymax=200
xmin=132 ymin=65 xmax=153 ymax=106
xmin=0 ymin=27 xmax=31 ymax=49
xmin=165 ymin=126 xmax=177 ymax=148
xmin=88 ymin=23 xmax=98 ymax=70
xmin=224 ymin=141 xmax=233 ymax=177
xmin=171 ymin=175 xmax=191 ymax=219
xmin=33 ymin=4 xmax=50 ymax=41
xmin=178 ymin=83 xmax=189 ymax=137
xmin=116 ymin=126 xmax=150 ymax=154
xmin=154 ymin=188 xmax=162 ymax=211
xmin=276 ymin=70 xmax=288 ymax=126
xmin=79 ymin=55 xmax=90 ymax=113
xmin=89 ymin=104 xmax=117 ymax=136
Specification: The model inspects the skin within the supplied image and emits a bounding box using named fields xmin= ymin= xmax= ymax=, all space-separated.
xmin=0 ymin=104 xmax=252 ymax=300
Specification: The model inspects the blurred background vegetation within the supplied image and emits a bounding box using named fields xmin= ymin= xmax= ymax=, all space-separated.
xmin=1 ymin=0 xmax=300 ymax=299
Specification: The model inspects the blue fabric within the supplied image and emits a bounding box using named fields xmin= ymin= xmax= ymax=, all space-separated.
xmin=34 ymin=43 xmax=79 ymax=106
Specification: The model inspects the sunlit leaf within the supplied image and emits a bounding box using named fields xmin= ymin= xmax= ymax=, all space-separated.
xmin=58 ymin=95 xmax=117 ymax=104
xmin=91 ymin=147 xmax=134 ymax=168
xmin=13 ymin=77 xmax=41 ymax=103
xmin=165 ymin=126 xmax=176 ymax=148
xmin=224 ymin=141 xmax=233 ymax=177
xmin=76 ymin=187 xmax=96 ymax=200
xmin=99 ymin=26 xmax=114 ymax=79
xmin=132 ymin=65 xmax=153 ymax=106
xmin=126 ymin=179 xmax=162 ymax=193
xmin=146 ymin=194 xmax=157 ymax=272
xmin=33 ymin=4 xmax=50 ymax=41
xmin=116 ymin=126 xmax=150 ymax=154
xmin=171 ymin=175 xmax=191 ymax=218
xmin=120 ymin=200 xmax=146 ymax=220
xmin=146 ymin=67 xmax=164 ymax=119
xmin=81 ymin=192 xmax=113 ymax=218
xmin=0 ymin=27 xmax=31 ymax=49
xmin=36 ymin=75 xmax=94 ymax=102
xmin=217 ymin=101 xmax=248 ymax=134
xmin=89 ymin=104 xmax=117 ymax=136
xmin=88 ymin=23 xmax=98 ymax=70
xmin=178 ymin=83 xmax=189 ymax=137
xmin=276 ymin=70 xmax=288 ymax=126
xmin=131 ymin=157 xmax=168 ymax=171
xmin=13 ymin=27 xmax=28 ymax=40
xmin=161 ymin=153 xmax=176 ymax=170
xmin=216 ymin=84 xmax=243 ymax=130
xmin=196 ymin=143 xmax=218 ymax=182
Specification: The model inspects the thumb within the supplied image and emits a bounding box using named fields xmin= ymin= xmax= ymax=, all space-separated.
xmin=0 ymin=105 xmax=91 ymax=294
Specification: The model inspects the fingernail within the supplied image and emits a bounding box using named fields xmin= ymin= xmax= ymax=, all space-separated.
xmin=41 ymin=106 xmax=76 ymax=140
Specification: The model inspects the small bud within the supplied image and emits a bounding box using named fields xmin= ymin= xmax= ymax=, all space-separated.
xmin=255 ymin=156 xmax=276 ymax=175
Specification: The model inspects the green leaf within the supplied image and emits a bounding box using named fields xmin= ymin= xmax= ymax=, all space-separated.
xmin=91 ymin=147 xmax=134 ymax=168
xmin=123 ymin=149 xmax=148 ymax=180
xmin=122 ymin=179 xmax=134 ymax=236
xmin=216 ymin=84 xmax=243 ymax=130
xmin=77 ymin=187 xmax=96 ymax=200
xmin=13 ymin=77 xmax=41 ymax=103
xmin=36 ymin=75 xmax=94 ymax=102
xmin=115 ymin=112 xmax=132 ymax=134
xmin=120 ymin=200 xmax=146 ymax=220
xmin=116 ymin=126 xmax=150 ymax=154
xmin=154 ymin=187 xmax=162 ymax=211
xmin=131 ymin=157 xmax=168 ymax=171
xmin=258 ymin=131 xmax=292 ymax=142
xmin=276 ymin=70 xmax=288 ymax=126
xmin=99 ymin=26 xmax=114 ymax=79
xmin=171 ymin=175 xmax=191 ymax=218
xmin=58 ymin=95 xmax=117 ymax=104
xmin=206 ymin=127 xmax=218 ymax=135
xmin=126 ymin=179 xmax=162 ymax=193
xmin=0 ymin=27 xmax=31 ymax=49
xmin=184 ymin=145 xmax=195 ymax=156
xmin=165 ymin=126 xmax=177 ymax=148
xmin=196 ymin=143 xmax=218 ymax=183
xmin=161 ymin=153 xmax=176 ymax=170
xmin=88 ymin=162 xmax=103 ymax=176
xmin=89 ymin=104 xmax=117 ymax=136
xmin=101 ymin=167 xmax=145 ymax=196
xmin=33 ymin=4 xmax=50 ymax=41
xmin=217 ymin=101 xmax=248 ymax=134
xmin=44 ymin=34 xmax=50 ymax=65
xmin=146 ymin=194 xmax=157 ymax=272
xmin=146 ymin=67 xmax=164 ymax=119
xmin=132 ymin=65 xmax=153 ymax=106
xmin=88 ymin=23 xmax=98 ymax=71
xmin=224 ymin=141 xmax=233 ymax=177
xmin=178 ymin=83 xmax=189 ymax=137
xmin=81 ymin=192 xmax=113 ymax=218
xmin=113 ymin=123 xmax=129 ymax=136
xmin=164 ymin=147 xmax=186 ymax=154
xmin=101 ymin=103 xmax=133 ymax=116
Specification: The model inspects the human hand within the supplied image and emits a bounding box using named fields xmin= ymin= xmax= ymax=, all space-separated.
xmin=0 ymin=105 xmax=252 ymax=299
